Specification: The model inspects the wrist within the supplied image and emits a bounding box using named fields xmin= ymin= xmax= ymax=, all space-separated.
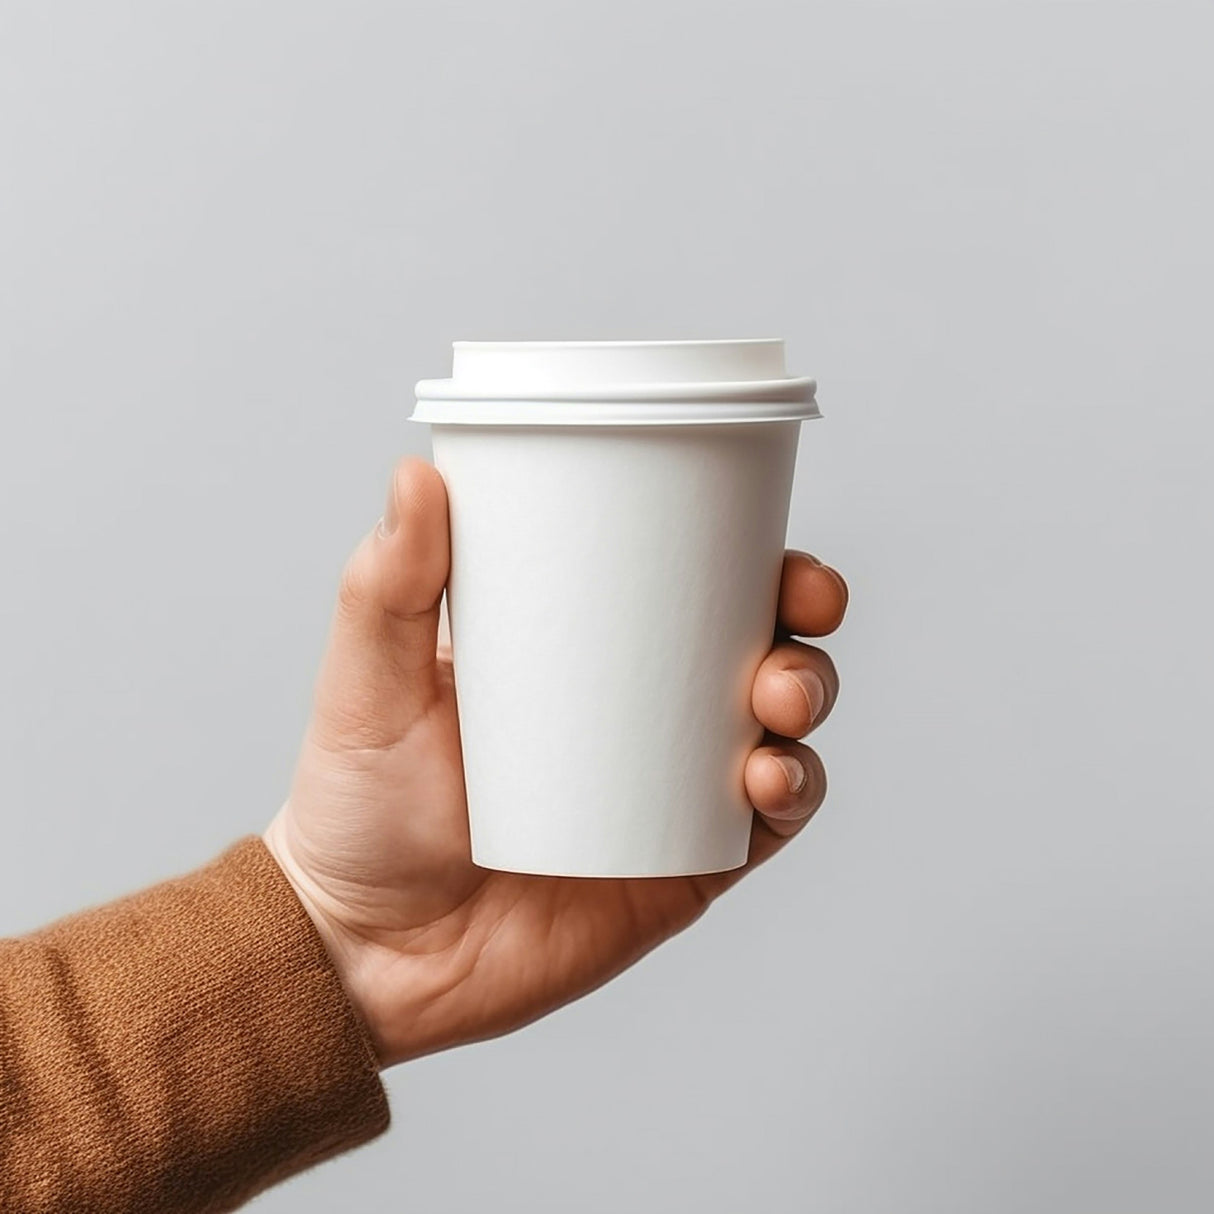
xmin=262 ymin=813 xmax=387 ymax=1069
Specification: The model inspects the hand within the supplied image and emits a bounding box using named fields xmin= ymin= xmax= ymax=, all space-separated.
xmin=264 ymin=458 xmax=848 ymax=1068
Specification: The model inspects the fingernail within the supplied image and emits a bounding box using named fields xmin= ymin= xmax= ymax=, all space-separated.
xmin=378 ymin=477 xmax=399 ymax=538
xmin=786 ymin=668 xmax=827 ymax=727
xmin=773 ymin=755 xmax=806 ymax=795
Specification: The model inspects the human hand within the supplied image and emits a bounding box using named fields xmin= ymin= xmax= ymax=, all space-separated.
xmin=264 ymin=458 xmax=848 ymax=1068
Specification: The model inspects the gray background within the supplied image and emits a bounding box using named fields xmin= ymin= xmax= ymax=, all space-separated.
xmin=2 ymin=1 xmax=1211 ymax=1210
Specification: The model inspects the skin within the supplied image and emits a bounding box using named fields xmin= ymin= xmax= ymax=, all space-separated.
xmin=264 ymin=457 xmax=848 ymax=1068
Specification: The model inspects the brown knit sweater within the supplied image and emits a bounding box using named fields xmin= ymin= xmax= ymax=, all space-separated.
xmin=0 ymin=838 xmax=390 ymax=1212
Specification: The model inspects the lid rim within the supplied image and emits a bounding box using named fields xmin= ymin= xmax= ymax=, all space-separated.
xmin=415 ymin=375 xmax=817 ymax=404
xmin=411 ymin=397 xmax=822 ymax=427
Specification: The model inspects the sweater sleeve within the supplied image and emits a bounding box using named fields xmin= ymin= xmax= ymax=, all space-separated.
xmin=0 ymin=837 xmax=390 ymax=1212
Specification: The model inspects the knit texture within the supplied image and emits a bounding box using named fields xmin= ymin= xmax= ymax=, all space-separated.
xmin=0 ymin=837 xmax=390 ymax=1211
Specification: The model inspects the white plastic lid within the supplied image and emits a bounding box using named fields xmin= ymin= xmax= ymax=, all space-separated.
xmin=412 ymin=339 xmax=819 ymax=426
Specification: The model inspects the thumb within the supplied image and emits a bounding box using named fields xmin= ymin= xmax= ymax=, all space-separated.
xmin=311 ymin=457 xmax=450 ymax=750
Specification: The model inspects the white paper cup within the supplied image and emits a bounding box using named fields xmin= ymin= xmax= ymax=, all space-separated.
xmin=413 ymin=340 xmax=819 ymax=877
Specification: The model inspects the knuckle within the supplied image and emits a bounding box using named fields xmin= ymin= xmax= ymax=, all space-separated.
xmin=313 ymin=692 xmax=403 ymax=754
xmin=336 ymin=558 xmax=371 ymax=619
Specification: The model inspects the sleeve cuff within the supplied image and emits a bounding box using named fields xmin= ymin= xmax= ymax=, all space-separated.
xmin=11 ymin=836 xmax=390 ymax=1210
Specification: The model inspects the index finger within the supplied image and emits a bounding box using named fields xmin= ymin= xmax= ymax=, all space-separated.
xmin=777 ymin=551 xmax=849 ymax=637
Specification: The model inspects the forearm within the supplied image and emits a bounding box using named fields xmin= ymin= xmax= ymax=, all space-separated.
xmin=0 ymin=838 xmax=388 ymax=1213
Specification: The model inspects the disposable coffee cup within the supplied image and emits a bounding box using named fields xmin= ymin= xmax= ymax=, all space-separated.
xmin=412 ymin=340 xmax=819 ymax=877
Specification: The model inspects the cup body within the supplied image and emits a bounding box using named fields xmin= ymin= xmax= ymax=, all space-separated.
xmin=430 ymin=421 xmax=800 ymax=876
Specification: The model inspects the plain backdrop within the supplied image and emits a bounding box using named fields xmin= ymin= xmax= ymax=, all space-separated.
xmin=2 ymin=2 xmax=1212 ymax=1211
